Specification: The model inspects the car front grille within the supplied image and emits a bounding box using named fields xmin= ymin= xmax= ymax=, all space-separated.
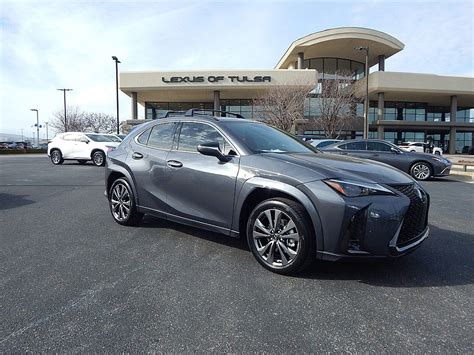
xmin=390 ymin=184 xmax=429 ymax=247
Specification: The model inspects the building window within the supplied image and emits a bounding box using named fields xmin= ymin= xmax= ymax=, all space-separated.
xmin=304 ymin=57 xmax=365 ymax=80
xmin=456 ymin=132 xmax=474 ymax=154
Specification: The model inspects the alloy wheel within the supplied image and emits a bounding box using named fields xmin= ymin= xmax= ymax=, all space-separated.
xmin=52 ymin=151 xmax=60 ymax=163
xmin=252 ymin=208 xmax=300 ymax=268
xmin=110 ymin=183 xmax=131 ymax=221
xmin=412 ymin=163 xmax=430 ymax=180
xmin=93 ymin=152 xmax=104 ymax=166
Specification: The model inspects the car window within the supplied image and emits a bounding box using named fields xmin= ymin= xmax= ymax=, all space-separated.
xmin=147 ymin=123 xmax=177 ymax=150
xmin=317 ymin=140 xmax=339 ymax=148
xmin=86 ymin=134 xmax=113 ymax=142
xmin=367 ymin=141 xmax=392 ymax=152
xmin=177 ymin=122 xmax=226 ymax=153
xmin=62 ymin=134 xmax=77 ymax=141
xmin=137 ymin=128 xmax=152 ymax=145
xmin=344 ymin=141 xmax=367 ymax=150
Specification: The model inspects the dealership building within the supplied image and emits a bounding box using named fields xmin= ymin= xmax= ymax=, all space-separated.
xmin=120 ymin=27 xmax=474 ymax=154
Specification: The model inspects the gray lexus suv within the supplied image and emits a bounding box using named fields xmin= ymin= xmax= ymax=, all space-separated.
xmin=105 ymin=109 xmax=430 ymax=274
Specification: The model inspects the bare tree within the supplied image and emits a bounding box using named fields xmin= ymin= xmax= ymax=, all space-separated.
xmin=253 ymin=81 xmax=314 ymax=133
xmin=50 ymin=107 xmax=117 ymax=134
xmin=49 ymin=106 xmax=85 ymax=133
xmin=310 ymin=71 xmax=358 ymax=138
xmin=82 ymin=112 xmax=116 ymax=133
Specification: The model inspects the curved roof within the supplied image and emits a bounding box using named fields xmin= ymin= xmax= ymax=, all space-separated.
xmin=275 ymin=27 xmax=405 ymax=69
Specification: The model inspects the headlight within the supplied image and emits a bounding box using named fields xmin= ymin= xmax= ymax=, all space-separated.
xmin=323 ymin=179 xmax=395 ymax=197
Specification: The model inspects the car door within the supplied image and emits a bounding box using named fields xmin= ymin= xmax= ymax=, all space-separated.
xmin=336 ymin=141 xmax=369 ymax=159
xmin=73 ymin=134 xmax=92 ymax=159
xmin=366 ymin=141 xmax=408 ymax=170
xmin=128 ymin=122 xmax=178 ymax=213
xmin=165 ymin=121 xmax=240 ymax=231
xmin=59 ymin=133 xmax=79 ymax=158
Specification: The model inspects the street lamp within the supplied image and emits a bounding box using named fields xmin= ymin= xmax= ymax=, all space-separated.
xmin=57 ymin=88 xmax=73 ymax=131
xmin=112 ymin=56 xmax=121 ymax=134
xmin=45 ymin=121 xmax=49 ymax=141
xmin=30 ymin=109 xmax=40 ymax=147
xmin=354 ymin=46 xmax=369 ymax=139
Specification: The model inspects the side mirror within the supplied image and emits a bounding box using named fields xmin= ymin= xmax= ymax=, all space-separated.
xmin=80 ymin=138 xmax=89 ymax=144
xmin=197 ymin=142 xmax=230 ymax=162
xmin=391 ymin=147 xmax=400 ymax=154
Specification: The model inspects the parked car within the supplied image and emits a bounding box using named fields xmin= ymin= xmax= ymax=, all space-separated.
xmin=102 ymin=134 xmax=123 ymax=143
xmin=398 ymin=141 xmax=443 ymax=155
xmin=105 ymin=110 xmax=430 ymax=274
xmin=48 ymin=132 xmax=120 ymax=166
xmin=321 ymin=139 xmax=451 ymax=181
xmin=309 ymin=139 xmax=343 ymax=149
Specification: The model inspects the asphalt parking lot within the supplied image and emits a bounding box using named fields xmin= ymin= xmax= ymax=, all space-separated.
xmin=1 ymin=155 xmax=473 ymax=352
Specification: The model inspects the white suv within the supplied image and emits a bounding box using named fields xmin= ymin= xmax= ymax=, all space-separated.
xmin=47 ymin=132 xmax=120 ymax=166
xmin=398 ymin=141 xmax=443 ymax=155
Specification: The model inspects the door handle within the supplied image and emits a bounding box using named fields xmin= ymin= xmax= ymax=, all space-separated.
xmin=167 ymin=160 xmax=183 ymax=168
xmin=132 ymin=152 xmax=143 ymax=159
xmin=341 ymin=152 xmax=348 ymax=155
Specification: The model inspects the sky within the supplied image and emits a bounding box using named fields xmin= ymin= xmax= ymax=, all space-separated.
xmin=0 ymin=0 xmax=473 ymax=138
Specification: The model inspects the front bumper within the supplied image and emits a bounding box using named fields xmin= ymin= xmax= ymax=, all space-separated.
xmin=434 ymin=164 xmax=451 ymax=177
xmin=301 ymin=181 xmax=430 ymax=261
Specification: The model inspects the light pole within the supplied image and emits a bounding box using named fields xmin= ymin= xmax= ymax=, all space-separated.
xmin=45 ymin=122 xmax=49 ymax=141
xmin=355 ymin=46 xmax=369 ymax=139
xmin=30 ymin=109 xmax=40 ymax=147
xmin=57 ymin=88 xmax=73 ymax=131
xmin=112 ymin=56 xmax=121 ymax=134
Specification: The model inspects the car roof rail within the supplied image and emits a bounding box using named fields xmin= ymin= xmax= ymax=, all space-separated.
xmin=158 ymin=111 xmax=186 ymax=118
xmin=184 ymin=108 xmax=244 ymax=119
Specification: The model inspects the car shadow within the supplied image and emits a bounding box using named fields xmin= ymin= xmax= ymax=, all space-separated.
xmin=139 ymin=216 xmax=474 ymax=288
xmin=139 ymin=215 xmax=249 ymax=251
xmin=297 ymin=225 xmax=474 ymax=288
xmin=0 ymin=193 xmax=36 ymax=210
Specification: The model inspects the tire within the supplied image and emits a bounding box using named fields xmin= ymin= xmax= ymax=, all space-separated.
xmin=410 ymin=161 xmax=432 ymax=181
xmin=50 ymin=149 xmax=64 ymax=165
xmin=77 ymin=160 xmax=88 ymax=165
xmin=108 ymin=178 xmax=143 ymax=226
xmin=246 ymin=198 xmax=315 ymax=275
xmin=92 ymin=150 xmax=106 ymax=166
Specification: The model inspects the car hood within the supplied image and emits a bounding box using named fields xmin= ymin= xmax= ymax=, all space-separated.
xmin=260 ymin=152 xmax=414 ymax=185
xmin=404 ymin=150 xmax=450 ymax=162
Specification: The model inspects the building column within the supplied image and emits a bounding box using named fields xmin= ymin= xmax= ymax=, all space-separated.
xmin=131 ymin=92 xmax=138 ymax=119
xmin=377 ymin=125 xmax=384 ymax=139
xmin=378 ymin=55 xmax=385 ymax=71
xmin=213 ymin=90 xmax=220 ymax=116
xmin=297 ymin=52 xmax=304 ymax=69
xmin=377 ymin=92 xmax=384 ymax=121
xmin=449 ymin=95 xmax=457 ymax=154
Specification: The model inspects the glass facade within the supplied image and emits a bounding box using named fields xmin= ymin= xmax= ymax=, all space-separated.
xmin=456 ymin=132 xmax=474 ymax=154
xmin=368 ymin=101 xmax=473 ymax=123
xmin=146 ymin=100 xmax=259 ymax=120
xmin=302 ymin=57 xmax=365 ymax=80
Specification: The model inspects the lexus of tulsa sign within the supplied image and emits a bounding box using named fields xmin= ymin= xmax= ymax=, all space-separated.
xmin=161 ymin=75 xmax=272 ymax=84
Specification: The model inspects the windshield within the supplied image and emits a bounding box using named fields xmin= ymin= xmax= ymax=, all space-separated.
xmin=85 ymin=134 xmax=114 ymax=142
xmin=222 ymin=121 xmax=318 ymax=154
